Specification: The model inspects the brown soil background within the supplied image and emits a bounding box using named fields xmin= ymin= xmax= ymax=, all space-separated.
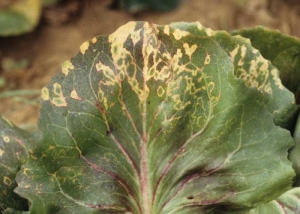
xmin=0 ymin=0 xmax=300 ymax=129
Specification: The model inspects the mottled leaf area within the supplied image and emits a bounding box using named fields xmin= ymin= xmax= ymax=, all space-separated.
xmin=14 ymin=22 xmax=295 ymax=214
xmin=0 ymin=117 xmax=34 ymax=211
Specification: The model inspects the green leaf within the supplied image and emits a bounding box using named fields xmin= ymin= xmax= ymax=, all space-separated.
xmin=0 ymin=117 xmax=37 ymax=212
xmin=250 ymin=187 xmax=300 ymax=214
xmin=0 ymin=0 xmax=41 ymax=36
xmin=289 ymin=115 xmax=300 ymax=186
xmin=232 ymin=26 xmax=300 ymax=103
xmin=170 ymin=22 xmax=298 ymax=130
xmin=15 ymin=22 xmax=295 ymax=213
xmin=114 ymin=0 xmax=183 ymax=12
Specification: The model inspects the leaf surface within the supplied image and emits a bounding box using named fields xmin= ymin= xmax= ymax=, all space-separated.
xmin=250 ymin=187 xmax=300 ymax=214
xmin=15 ymin=22 xmax=295 ymax=213
xmin=0 ymin=117 xmax=37 ymax=212
xmin=232 ymin=27 xmax=300 ymax=103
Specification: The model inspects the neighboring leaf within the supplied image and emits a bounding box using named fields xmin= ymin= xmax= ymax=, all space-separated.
xmin=0 ymin=0 xmax=42 ymax=36
xmin=170 ymin=22 xmax=298 ymax=130
xmin=232 ymin=27 xmax=300 ymax=103
xmin=290 ymin=115 xmax=300 ymax=186
xmin=42 ymin=0 xmax=61 ymax=7
xmin=15 ymin=22 xmax=295 ymax=213
xmin=250 ymin=187 xmax=300 ymax=214
xmin=111 ymin=0 xmax=183 ymax=12
xmin=0 ymin=117 xmax=37 ymax=212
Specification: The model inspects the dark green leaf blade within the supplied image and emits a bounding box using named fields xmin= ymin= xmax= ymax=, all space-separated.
xmin=15 ymin=22 xmax=295 ymax=213
xmin=0 ymin=117 xmax=36 ymax=212
xmin=232 ymin=26 xmax=300 ymax=103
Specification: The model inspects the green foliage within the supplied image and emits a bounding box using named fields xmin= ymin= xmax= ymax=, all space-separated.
xmin=0 ymin=0 xmax=41 ymax=36
xmin=232 ymin=27 xmax=300 ymax=103
xmin=113 ymin=0 xmax=183 ymax=12
xmin=1 ymin=22 xmax=300 ymax=213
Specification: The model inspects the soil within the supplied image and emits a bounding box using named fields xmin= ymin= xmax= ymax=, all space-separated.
xmin=0 ymin=0 xmax=300 ymax=129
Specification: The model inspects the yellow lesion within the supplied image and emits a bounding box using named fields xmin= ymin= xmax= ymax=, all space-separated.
xmin=230 ymin=44 xmax=274 ymax=94
xmin=91 ymin=37 xmax=97 ymax=44
xmin=164 ymin=25 xmax=170 ymax=35
xmin=3 ymin=136 xmax=10 ymax=143
xmin=183 ymin=43 xmax=197 ymax=60
xmin=271 ymin=68 xmax=284 ymax=90
xmin=157 ymin=86 xmax=165 ymax=97
xmin=52 ymin=83 xmax=67 ymax=107
xmin=173 ymin=29 xmax=190 ymax=40
xmin=204 ymin=52 xmax=211 ymax=65
xmin=61 ymin=60 xmax=74 ymax=76
xmin=3 ymin=176 xmax=12 ymax=187
xmin=41 ymin=87 xmax=49 ymax=101
xmin=79 ymin=41 xmax=89 ymax=55
xmin=70 ymin=89 xmax=82 ymax=100
xmin=0 ymin=149 xmax=4 ymax=156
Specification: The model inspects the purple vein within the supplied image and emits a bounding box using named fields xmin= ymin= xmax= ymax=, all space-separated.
xmin=81 ymin=155 xmax=142 ymax=213
xmin=95 ymin=101 xmax=139 ymax=175
xmin=160 ymin=160 xmax=226 ymax=212
xmin=152 ymin=76 xmax=215 ymax=206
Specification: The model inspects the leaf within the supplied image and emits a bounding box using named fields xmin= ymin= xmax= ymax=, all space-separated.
xmin=0 ymin=117 xmax=37 ymax=212
xmin=289 ymin=115 xmax=300 ymax=186
xmin=15 ymin=22 xmax=295 ymax=213
xmin=0 ymin=0 xmax=41 ymax=36
xmin=170 ymin=22 xmax=298 ymax=130
xmin=250 ymin=187 xmax=300 ymax=214
xmin=232 ymin=27 xmax=300 ymax=103
xmin=112 ymin=0 xmax=183 ymax=12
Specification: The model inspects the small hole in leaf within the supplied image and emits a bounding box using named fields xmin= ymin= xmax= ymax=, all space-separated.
xmin=187 ymin=196 xmax=194 ymax=200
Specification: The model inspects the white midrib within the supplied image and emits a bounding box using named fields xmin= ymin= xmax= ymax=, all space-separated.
xmin=140 ymin=64 xmax=151 ymax=214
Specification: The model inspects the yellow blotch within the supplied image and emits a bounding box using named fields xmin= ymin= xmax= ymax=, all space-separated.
xmin=164 ymin=25 xmax=170 ymax=35
xmin=41 ymin=87 xmax=49 ymax=101
xmin=3 ymin=136 xmax=10 ymax=143
xmin=80 ymin=41 xmax=89 ymax=55
xmin=62 ymin=60 xmax=74 ymax=76
xmin=183 ymin=43 xmax=197 ymax=59
xmin=204 ymin=53 xmax=211 ymax=65
xmin=70 ymin=89 xmax=82 ymax=100
xmin=3 ymin=176 xmax=12 ymax=187
xmin=157 ymin=86 xmax=165 ymax=97
xmin=91 ymin=37 xmax=97 ymax=44
xmin=271 ymin=69 xmax=284 ymax=90
xmin=52 ymin=83 xmax=67 ymax=107
xmin=0 ymin=149 xmax=4 ymax=156
xmin=173 ymin=29 xmax=189 ymax=40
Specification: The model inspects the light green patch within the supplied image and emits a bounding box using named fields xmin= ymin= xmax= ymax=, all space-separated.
xmin=61 ymin=60 xmax=74 ymax=76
